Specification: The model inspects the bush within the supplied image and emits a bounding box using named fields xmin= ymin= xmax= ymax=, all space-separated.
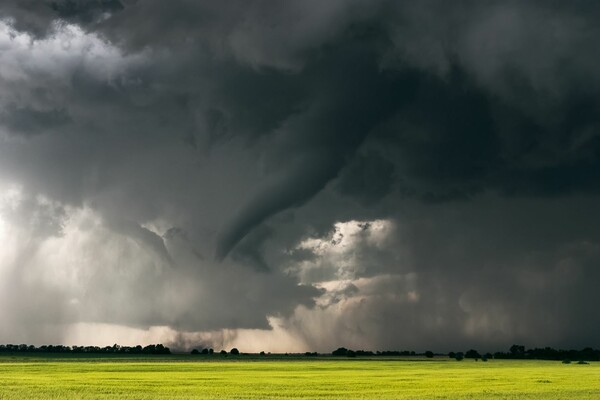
xmin=191 ymin=349 xmax=199 ymax=355
xmin=230 ymin=348 xmax=240 ymax=355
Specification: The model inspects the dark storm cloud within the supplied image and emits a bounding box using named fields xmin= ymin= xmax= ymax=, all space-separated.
xmin=1 ymin=105 xmax=70 ymax=136
xmin=0 ymin=0 xmax=125 ymax=37
xmin=3 ymin=1 xmax=599 ymax=203
xmin=50 ymin=0 xmax=124 ymax=22
xmin=335 ymin=152 xmax=396 ymax=206
xmin=1 ymin=0 xmax=600 ymax=350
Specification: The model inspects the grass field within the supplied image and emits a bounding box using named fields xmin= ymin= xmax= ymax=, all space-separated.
xmin=0 ymin=355 xmax=598 ymax=399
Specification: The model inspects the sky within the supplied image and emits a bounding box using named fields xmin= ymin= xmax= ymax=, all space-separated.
xmin=0 ymin=0 xmax=599 ymax=353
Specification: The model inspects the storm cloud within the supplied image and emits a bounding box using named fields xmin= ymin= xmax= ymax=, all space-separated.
xmin=0 ymin=0 xmax=599 ymax=352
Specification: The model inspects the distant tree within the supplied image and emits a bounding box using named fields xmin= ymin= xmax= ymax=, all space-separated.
xmin=510 ymin=344 xmax=525 ymax=358
xmin=425 ymin=351 xmax=434 ymax=358
xmin=209 ymin=348 xmax=214 ymax=354
xmin=260 ymin=351 xmax=266 ymax=356
xmin=201 ymin=348 xmax=209 ymax=355
xmin=332 ymin=347 xmax=349 ymax=356
xmin=191 ymin=349 xmax=199 ymax=355
xmin=465 ymin=349 xmax=481 ymax=359
xmin=220 ymin=350 xmax=227 ymax=355
xmin=347 ymin=350 xmax=356 ymax=358
xmin=230 ymin=348 xmax=240 ymax=355
xmin=580 ymin=347 xmax=595 ymax=360
xmin=455 ymin=352 xmax=464 ymax=361
xmin=448 ymin=352 xmax=456 ymax=359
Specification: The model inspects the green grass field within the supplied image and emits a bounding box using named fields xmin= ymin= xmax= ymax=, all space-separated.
xmin=0 ymin=355 xmax=598 ymax=399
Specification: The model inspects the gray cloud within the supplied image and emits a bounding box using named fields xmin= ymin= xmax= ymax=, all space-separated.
xmin=0 ymin=1 xmax=599 ymax=351
xmin=1 ymin=105 xmax=70 ymax=136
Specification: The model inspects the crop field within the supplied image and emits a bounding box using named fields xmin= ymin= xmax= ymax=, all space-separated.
xmin=0 ymin=355 xmax=598 ymax=399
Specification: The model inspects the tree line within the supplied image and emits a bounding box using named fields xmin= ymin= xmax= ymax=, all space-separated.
xmin=190 ymin=347 xmax=239 ymax=355
xmin=2 ymin=343 xmax=599 ymax=361
xmin=332 ymin=348 xmax=422 ymax=357
xmin=331 ymin=345 xmax=600 ymax=361
xmin=0 ymin=343 xmax=171 ymax=354
xmin=490 ymin=344 xmax=600 ymax=361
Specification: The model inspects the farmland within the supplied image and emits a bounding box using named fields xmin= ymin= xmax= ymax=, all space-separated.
xmin=0 ymin=355 xmax=598 ymax=399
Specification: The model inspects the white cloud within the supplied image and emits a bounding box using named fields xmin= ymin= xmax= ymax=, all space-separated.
xmin=293 ymin=219 xmax=395 ymax=283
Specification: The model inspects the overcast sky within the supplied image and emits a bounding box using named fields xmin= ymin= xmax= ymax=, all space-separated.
xmin=0 ymin=0 xmax=599 ymax=353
